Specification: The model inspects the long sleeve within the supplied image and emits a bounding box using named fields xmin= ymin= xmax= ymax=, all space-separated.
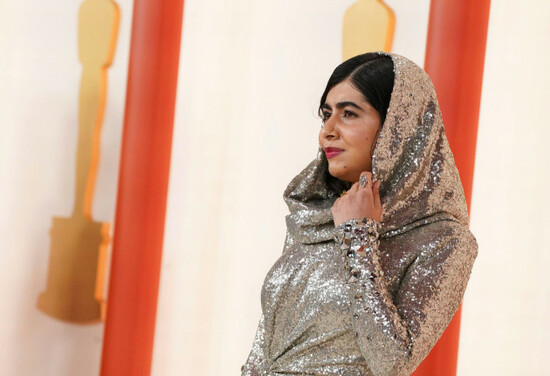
xmin=334 ymin=217 xmax=477 ymax=376
xmin=241 ymin=314 xmax=268 ymax=376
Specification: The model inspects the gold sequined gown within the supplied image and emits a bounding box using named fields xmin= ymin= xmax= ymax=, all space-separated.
xmin=241 ymin=53 xmax=478 ymax=376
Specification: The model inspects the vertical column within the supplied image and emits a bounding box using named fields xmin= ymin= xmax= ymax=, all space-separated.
xmin=100 ymin=0 xmax=184 ymax=375
xmin=415 ymin=1 xmax=491 ymax=375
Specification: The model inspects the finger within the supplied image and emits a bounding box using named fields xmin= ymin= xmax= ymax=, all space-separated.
xmin=359 ymin=171 xmax=373 ymax=189
xmin=366 ymin=172 xmax=373 ymax=187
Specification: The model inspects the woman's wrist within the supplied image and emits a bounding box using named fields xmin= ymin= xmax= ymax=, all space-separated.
xmin=334 ymin=217 xmax=381 ymax=244
xmin=334 ymin=217 xmax=382 ymax=284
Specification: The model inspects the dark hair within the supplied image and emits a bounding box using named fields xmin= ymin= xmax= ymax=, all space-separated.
xmin=319 ymin=53 xmax=395 ymax=195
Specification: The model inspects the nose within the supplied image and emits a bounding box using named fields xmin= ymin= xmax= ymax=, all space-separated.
xmin=320 ymin=117 xmax=338 ymax=140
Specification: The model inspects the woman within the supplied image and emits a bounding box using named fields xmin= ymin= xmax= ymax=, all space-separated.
xmin=241 ymin=52 xmax=478 ymax=376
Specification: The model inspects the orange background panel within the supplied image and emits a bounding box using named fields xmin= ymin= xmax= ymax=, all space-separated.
xmin=99 ymin=0 xmax=185 ymax=374
xmin=414 ymin=0 xmax=491 ymax=375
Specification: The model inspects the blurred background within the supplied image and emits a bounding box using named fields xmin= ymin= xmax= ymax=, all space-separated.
xmin=0 ymin=0 xmax=549 ymax=375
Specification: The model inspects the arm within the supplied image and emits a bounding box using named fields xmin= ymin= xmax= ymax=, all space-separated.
xmin=241 ymin=314 xmax=268 ymax=376
xmin=335 ymin=217 xmax=477 ymax=376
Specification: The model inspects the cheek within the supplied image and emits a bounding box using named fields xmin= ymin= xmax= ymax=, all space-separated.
xmin=342 ymin=128 xmax=377 ymax=168
xmin=360 ymin=124 xmax=380 ymax=152
xmin=343 ymin=128 xmax=374 ymax=150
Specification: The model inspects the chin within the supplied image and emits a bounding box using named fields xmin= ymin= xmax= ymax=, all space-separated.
xmin=328 ymin=165 xmax=354 ymax=183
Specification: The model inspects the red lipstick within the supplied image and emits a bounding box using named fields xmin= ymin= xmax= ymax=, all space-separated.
xmin=324 ymin=147 xmax=344 ymax=159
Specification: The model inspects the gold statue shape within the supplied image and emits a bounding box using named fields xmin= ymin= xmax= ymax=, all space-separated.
xmin=342 ymin=0 xmax=395 ymax=60
xmin=37 ymin=0 xmax=120 ymax=322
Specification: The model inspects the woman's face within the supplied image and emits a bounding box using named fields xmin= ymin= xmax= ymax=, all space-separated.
xmin=318 ymin=79 xmax=382 ymax=183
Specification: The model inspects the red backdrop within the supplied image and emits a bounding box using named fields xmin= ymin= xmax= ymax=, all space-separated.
xmin=99 ymin=0 xmax=185 ymax=375
xmin=413 ymin=0 xmax=491 ymax=375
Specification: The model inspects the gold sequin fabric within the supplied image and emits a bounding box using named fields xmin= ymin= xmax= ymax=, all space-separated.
xmin=241 ymin=53 xmax=478 ymax=376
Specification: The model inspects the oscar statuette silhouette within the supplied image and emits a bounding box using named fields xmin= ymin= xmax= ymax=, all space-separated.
xmin=37 ymin=0 xmax=120 ymax=323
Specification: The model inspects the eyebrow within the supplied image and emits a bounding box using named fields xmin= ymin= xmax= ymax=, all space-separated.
xmin=321 ymin=101 xmax=364 ymax=111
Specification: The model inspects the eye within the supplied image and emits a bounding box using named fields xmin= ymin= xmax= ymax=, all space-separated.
xmin=321 ymin=111 xmax=331 ymax=123
xmin=343 ymin=110 xmax=357 ymax=118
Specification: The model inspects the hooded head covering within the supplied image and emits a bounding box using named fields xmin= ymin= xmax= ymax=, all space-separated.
xmin=283 ymin=53 xmax=469 ymax=246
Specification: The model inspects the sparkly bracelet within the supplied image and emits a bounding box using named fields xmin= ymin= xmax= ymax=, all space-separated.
xmin=334 ymin=218 xmax=381 ymax=249
xmin=334 ymin=218 xmax=382 ymax=283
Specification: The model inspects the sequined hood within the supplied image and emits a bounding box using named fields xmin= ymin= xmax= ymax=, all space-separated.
xmin=283 ymin=53 xmax=469 ymax=245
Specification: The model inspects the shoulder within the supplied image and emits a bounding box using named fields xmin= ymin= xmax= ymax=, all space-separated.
xmin=380 ymin=220 xmax=478 ymax=286
xmin=420 ymin=220 xmax=478 ymax=263
xmin=385 ymin=220 xmax=477 ymax=257
xmin=397 ymin=220 xmax=478 ymax=291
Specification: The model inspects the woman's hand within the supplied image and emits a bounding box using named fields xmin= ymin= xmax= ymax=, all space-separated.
xmin=332 ymin=171 xmax=382 ymax=227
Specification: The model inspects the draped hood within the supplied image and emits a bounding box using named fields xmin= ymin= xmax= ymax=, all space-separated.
xmin=283 ymin=53 xmax=469 ymax=245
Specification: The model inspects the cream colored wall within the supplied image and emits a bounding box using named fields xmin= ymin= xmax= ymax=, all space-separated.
xmin=458 ymin=2 xmax=550 ymax=375
xmin=0 ymin=1 xmax=132 ymax=375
